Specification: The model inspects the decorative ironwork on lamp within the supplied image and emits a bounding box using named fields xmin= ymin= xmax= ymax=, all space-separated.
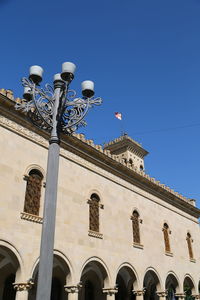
xmin=15 ymin=62 xmax=102 ymax=135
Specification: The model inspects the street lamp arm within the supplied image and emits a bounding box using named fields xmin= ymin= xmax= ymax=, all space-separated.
xmin=15 ymin=77 xmax=102 ymax=134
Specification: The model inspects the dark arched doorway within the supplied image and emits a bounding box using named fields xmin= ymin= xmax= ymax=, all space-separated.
xmin=28 ymin=254 xmax=71 ymax=300
xmin=79 ymin=260 xmax=108 ymax=300
xmin=115 ymin=266 xmax=137 ymax=300
xmin=165 ymin=273 xmax=179 ymax=300
xmin=184 ymin=276 xmax=195 ymax=300
xmin=0 ymin=246 xmax=20 ymax=300
xmin=143 ymin=270 xmax=160 ymax=300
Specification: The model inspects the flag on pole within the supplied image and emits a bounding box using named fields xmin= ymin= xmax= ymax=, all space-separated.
xmin=115 ymin=112 xmax=122 ymax=120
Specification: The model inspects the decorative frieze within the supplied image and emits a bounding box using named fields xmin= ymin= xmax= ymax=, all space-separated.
xmin=0 ymin=115 xmax=48 ymax=148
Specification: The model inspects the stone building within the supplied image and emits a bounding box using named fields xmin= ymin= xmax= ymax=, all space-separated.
xmin=0 ymin=89 xmax=200 ymax=300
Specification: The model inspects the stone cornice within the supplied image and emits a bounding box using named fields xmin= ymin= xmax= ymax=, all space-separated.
xmin=0 ymin=90 xmax=200 ymax=219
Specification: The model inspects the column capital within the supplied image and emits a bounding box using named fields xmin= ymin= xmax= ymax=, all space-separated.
xmin=64 ymin=283 xmax=82 ymax=294
xmin=192 ymin=295 xmax=200 ymax=299
xmin=102 ymin=287 xmax=118 ymax=296
xmin=133 ymin=289 xmax=146 ymax=296
xmin=175 ymin=293 xmax=186 ymax=299
xmin=156 ymin=291 xmax=167 ymax=297
xmin=13 ymin=279 xmax=34 ymax=291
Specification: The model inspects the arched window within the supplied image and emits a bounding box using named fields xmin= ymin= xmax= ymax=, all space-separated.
xmin=24 ymin=169 xmax=43 ymax=216
xmin=163 ymin=223 xmax=171 ymax=253
xmin=186 ymin=233 xmax=194 ymax=260
xmin=131 ymin=210 xmax=140 ymax=244
xmin=89 ymin=193 xmax=100 ymax=232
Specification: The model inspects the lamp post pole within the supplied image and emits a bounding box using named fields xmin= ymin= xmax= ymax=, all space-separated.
xmin=36 ymin=79 xmax=65 ymax=300
xmin=15 ymin=62 xmax=102 ymax=300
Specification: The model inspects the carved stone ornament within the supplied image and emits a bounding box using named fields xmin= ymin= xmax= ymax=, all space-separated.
xmin=133 ymin=290 xmax=146 ymax=296
xmin=156 ymin=291 xmax=168 ymax=298
xmin=13 ymin=280 xmax=34 ymax=291
xmin=102 ymin=287 xmax=118 ymax=296
xmin=21 ymin=212 xmax=43 ymax=224
xmin=64 ymin=284 xmax=82 ymax=294
xmin=88 ymin=230 xmax=103 ymax=239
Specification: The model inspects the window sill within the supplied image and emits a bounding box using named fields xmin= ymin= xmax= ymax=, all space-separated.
xmin=20 ymin=212 xmax=43 ymax=224
xmin=133 ymin=243 xmax=143 ymax=249
xmin=190 ymin=258 xmax=196 ymax=263
xmin=88 ymin=230 xmax=103 ymax=239
xmin=165 ymin=251 xmax=173 ymax=257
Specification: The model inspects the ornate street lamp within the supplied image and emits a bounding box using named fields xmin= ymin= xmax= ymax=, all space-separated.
xmin=15 ymin=62 xmax=102 ymax=300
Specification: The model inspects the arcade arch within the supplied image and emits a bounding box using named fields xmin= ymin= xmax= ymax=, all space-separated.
xmin=165 ymin=272 xmax=180 ymax=300
xmin=28 ymin=254 xmax=71 ymax=300
xmin=143 ymin=269 xmax=161 ymax=300
xmin=0 ymin=245 xmax=21 ymax=300
xmin=183 ymin=275 xmax=195 ymax=300
xmin=115 ymin=265 xmax=138 ymax=300
xmin=78 ymin=259 xmax=110 ymax=300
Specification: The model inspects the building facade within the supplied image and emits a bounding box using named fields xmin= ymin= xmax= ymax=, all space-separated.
xmin=0 ymin=89 xmax=200 ymax=300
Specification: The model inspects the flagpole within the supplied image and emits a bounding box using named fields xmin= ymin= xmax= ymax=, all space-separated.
xmin=115 ymin=112 xmax=126 ymax=136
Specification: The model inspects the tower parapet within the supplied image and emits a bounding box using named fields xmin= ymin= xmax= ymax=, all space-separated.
xmin=104 ymin=133 xmax=148 ymax=171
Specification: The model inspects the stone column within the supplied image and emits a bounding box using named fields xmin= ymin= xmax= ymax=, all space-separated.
xmin=102 ymin=287 xmax=118 ymax=300
xmin=175 ymin=293 xmax=186 ymax=300
xmin=64 ymin=284 xmax=82 ymax=300
xmin=133 ymin=289 xmax=145 ymax=300
xmin=13 ymin=280 xmax=34 ymax=300
xmin=156 ymin=291 xmax=167 ymax=300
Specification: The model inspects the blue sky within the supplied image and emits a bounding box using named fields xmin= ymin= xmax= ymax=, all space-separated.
xmin=0 ymin=0 xmax=200 ymax=205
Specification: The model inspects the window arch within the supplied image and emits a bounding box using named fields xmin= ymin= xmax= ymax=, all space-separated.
xmin=186 ymin=232 xmax=194 ymax=260
xmin=89 ymin=193 xmax=100 ymax=232
xmin=24 ymin=169 xmax=43 ymax=216
xmin=162 ymin=223 xmax=171 ymax=253
xmin=131 ymin=210 xmax=140 ymax=244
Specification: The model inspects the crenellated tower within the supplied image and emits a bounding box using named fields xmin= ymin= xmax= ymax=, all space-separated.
xmin=104 ymin=133 xmax=148 ymax=171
